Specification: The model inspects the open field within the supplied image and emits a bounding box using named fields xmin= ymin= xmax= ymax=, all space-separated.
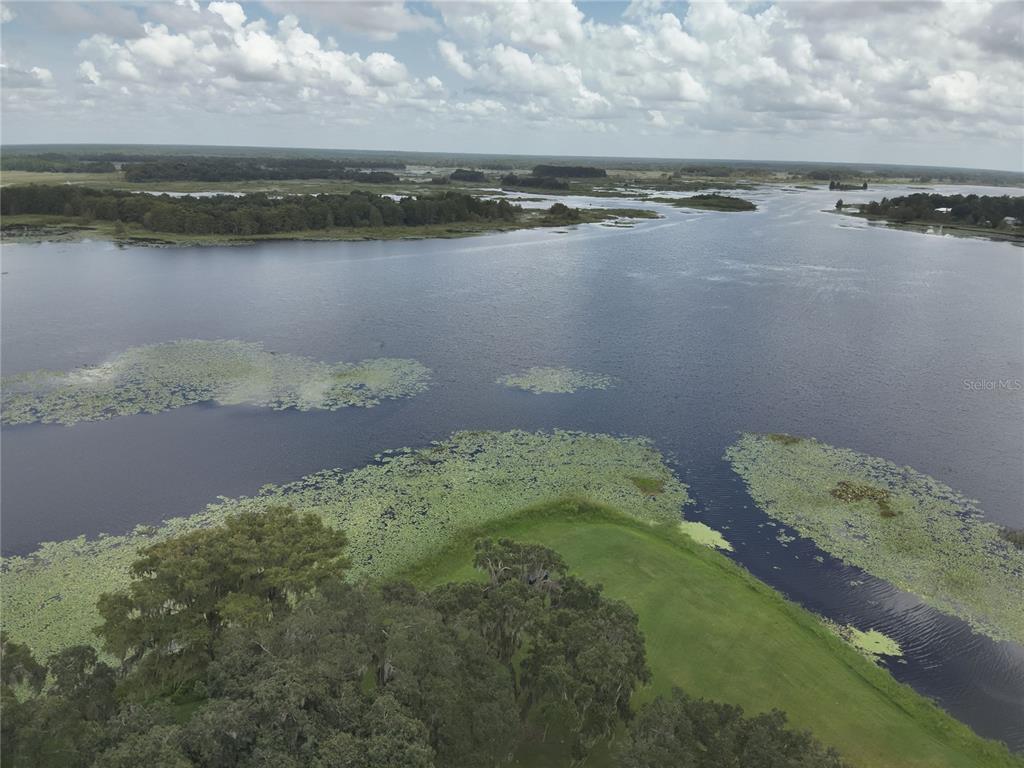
xmin=405 ymin=501 xmax=1021 ymax=768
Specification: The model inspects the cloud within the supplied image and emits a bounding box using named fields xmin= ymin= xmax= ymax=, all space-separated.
xmin=438 ymin=40 xmax=473 ymax=78
xmin=56 ymin=6 xmax=445 ymax=125
xmin=208 ymin=1 xmax=246 ymax=30
xmin=1 ymin=0 xmax=1020 ymax=167
xmin=1 ymin=5 xmax=16 ymax=23
xmin=438 ymin=0 xmax=584 ymax=52
xmin=261 ymin=1 xmax=437 ymax=41
xmin=1 ymin=62 xmax=54 ymax=89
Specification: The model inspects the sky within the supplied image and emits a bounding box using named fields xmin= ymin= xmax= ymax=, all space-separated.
xmin=1 ymin=0 xmax=1022 ymax=170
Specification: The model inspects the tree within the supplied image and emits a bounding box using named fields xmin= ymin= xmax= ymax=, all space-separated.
xmin=1 ymin=632 xmax=47 ymax=692
xmin=616 ymin=688 xmax=848 ymax=768
xmin=835 ymin=199 xmax=843 ymax=210
xmin=96 ymin=506 xmax=348 ymax=689
xmin=521 ymin=576 xmax=650 ymax=760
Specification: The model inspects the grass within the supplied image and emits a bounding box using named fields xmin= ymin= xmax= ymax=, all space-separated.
xmin=402 ymin=499 xmax=1021 ymax=768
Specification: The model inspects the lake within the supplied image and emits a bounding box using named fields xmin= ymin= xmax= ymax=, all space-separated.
xmin=2 ymin=184 xmax=1022 ymax=748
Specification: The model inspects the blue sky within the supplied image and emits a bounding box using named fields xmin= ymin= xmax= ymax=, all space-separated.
xmin=1 ymin=1 xmax=1021 ymax=170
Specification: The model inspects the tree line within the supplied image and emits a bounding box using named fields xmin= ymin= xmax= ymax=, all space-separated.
xmin=532 ymin=165 xmax=607 ymax=178
xmin=121 ymin=157 xmax=403 ymax=183
xmin=0 ymin=153 xmax=406 ymax=179
xmin=0 ymin=186 xmax=519 ymax=235
xmin=0 ymin=155 xmax=117 ymax=173
xmin=859 ymin=193 xmax=1024 ymax=227
xmin=501 ymin=174 xmax=570 ymax=191
xmin=1 ymin=507 xmax=847 ymax=768
xmin=449 ymin=169 xmax=486 ymax=182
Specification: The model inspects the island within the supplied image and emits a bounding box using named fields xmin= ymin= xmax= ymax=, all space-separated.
xmin=649 ymin=192 xmax=758 ymax=212
xmin=0 ymin=186 xmax=658 ymax=246
xmin=836 ymin=193 xmax=1024 ymax=242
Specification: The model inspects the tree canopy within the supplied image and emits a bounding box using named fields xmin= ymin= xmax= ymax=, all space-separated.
xmin=1 ymin=510 xmax=850 ymax=768
xmin=1 ymin=186 xmax=520 ymax=236
xmin=617 ymin=688 xmax=849 ymax=768
xmin=532 ymin=165 xmax=607 ymax=178
xmin=859 ymin=193 xmax=1024 ymax=227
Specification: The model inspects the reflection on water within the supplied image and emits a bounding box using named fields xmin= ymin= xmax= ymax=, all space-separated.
xmin=2 ymin=184 xmax=1023 ymax=748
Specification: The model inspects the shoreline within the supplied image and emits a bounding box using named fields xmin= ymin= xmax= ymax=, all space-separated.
xmin=0 ymin=207 xmax=661 ymax=247
xmin=831 ymin=209 xmax=1024 ymax=245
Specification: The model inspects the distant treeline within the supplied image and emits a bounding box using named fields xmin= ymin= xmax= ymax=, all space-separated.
xmin=532 ymin=164 xmax=607 ymax=178
xmin=0 ymin=153 xmax=407 ymax=180
xmin=0 ymin=155 xmax=116 ymax=173
xmin=829 ymin=180 xmax=867 ymax=191
xmin=859 ymin=194 xmax=1024 ymax=227
xmin=449 ymin=168 xmax=486 ymax=182
xmin=501 ymin=173 xmax=570 ymax=190
xmin=122 ymin=157 xmax=403 ymax=183
xmin=1 ymin=185 xmax=518 ymax=235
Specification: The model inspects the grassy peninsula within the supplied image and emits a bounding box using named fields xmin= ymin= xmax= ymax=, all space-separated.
xmin=408 ymin=501 xmax=1018 ymax=768
xmin=2 ymin=430 xmax=1019 ymax=767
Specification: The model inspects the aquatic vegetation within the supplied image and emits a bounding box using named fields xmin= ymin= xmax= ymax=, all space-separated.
xmin=725 ymin=433 xmax=1024 ymax=645
xmin=1 ymin=340 xmax=431 ymax=425
xmin=1000 ymin=528 xmax=1024 ymax=550
xmin=2 ymin=430 xmax=690 ymax=658
xmin=628 ymin=475 xmax=666 ymax=494
xmin=823 ymin=619 xmax=902 ymax=662
xmin=678 ymin=521 xmax=733 ymax=551
xmin=497 ymin=366 xmax=615 ymax=394
xmin=830 ymin=480 xmax=897 ymax=517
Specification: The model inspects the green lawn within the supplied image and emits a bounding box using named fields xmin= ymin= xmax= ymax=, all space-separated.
xmin=404 ymin=502 xmax=1020 ymax=768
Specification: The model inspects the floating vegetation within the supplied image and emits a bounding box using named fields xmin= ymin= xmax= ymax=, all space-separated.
xmin=831 ymin=480 xmax=897 ymax=517
xmin=497 ymin=366 xmax=615 ymax=394
xmin=678 ymin=521 xmax=733 ymax=551
xmin=823 ymin=619 xmax=903 ymax=662
xmin=628 ymin=475 xmax=666 ymax=495
xmin=725 ymin=433 xmax=1024 ymax=645
xmin=1 ymin=340 xmax=432 ymax=425
xmin=1000 ymin=528 xmax=1024 ymax=550
xmin=2 ymin=430 xmax=690 ymax=658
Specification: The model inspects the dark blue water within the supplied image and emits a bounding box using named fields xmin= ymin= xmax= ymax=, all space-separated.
xmin=2 ymin=185 xmax=1023 ymax=748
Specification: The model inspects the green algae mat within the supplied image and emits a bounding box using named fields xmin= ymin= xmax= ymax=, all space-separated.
xmin=497 ymin=366 xmax=616 ymax=394
xmin=407 ymin=505 xmax=1020 ymax=768
xmin=1 ymin=430 xmax=689 ymax=658
xmin=0 ymin=339 xmax=432 ymax=425
xmin=725 ymin=433 xmax=1024 ymax=646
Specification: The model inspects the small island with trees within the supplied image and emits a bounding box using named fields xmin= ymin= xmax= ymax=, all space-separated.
xmin=648 ymin=193 xmax=758 ymax=212
xmin=836 ymin=193 xmax=1024 ymax=242
xmin=0 ymin=185 xmax=657 ymax=245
